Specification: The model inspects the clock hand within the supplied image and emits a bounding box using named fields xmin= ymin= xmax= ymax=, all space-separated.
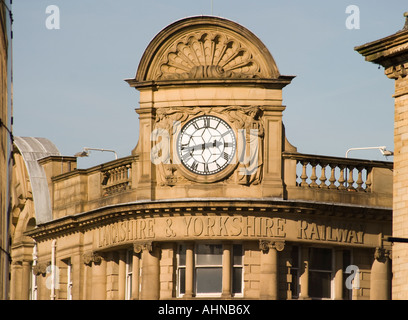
xmin=201 ymin=140 xmax=222 ymax=150
xmin=182 ymin=140 xmax=223 ymax=153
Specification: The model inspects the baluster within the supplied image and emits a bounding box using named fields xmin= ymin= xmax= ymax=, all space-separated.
xmin=355 ymin=167 xmax=364 ymax=191
xmin=366 ymin=167 xmax=372 ymax=192
xmin=310 ymin=161 xmax=319 ymax=188
xmin=328 ymin=165 xmax=337 ymax=189
xmin=319 ymin=163 xmax=328 ymax=189
xmin=300 ymin=161 xmax=309 ymax=187
xmin=347 ymin=166 xmax=356 ymax=191
xmin=107 ymin=169 xmax=113 ymax=186
xmin=338 ymin=165 xmax=346 ymax=190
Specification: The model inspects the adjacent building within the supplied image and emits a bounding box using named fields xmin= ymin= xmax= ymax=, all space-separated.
xmin=9 ymin=16 xmax=394 ymax=300
xmin=0 ymin=0 xmax=12 ymax=300
xmin=356 ymin=12 xmax=408 ymax=300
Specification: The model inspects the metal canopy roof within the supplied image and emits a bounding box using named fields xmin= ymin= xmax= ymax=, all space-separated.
xmin=14 ymin=137 xmax=61 ymax=224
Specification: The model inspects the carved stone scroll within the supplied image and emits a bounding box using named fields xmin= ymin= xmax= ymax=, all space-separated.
xmin=33 ymin=262 xmax=50 ymax=276
xmin=374 ymin=247 xmax=391 ymax=262
xmin=259 ymin=240 xmax=285 ymax=253
xmin=134 ymin=241 xmax=156 ymax=254
xmin=83 ymin=252 xmax=103 ymax=266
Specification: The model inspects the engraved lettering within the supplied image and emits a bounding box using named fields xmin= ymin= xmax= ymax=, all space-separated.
xmin=218 ymin=217 xmax=229 ymax=236
xmin=119 ymin=221 xmax=127 ymax=242
xmin=309 ymin=223 xmax=319 ymax=240
xmin=264 ymin=218 xmax=274 ymax=237
xmin=139 ymin=220 xmax=147 ymax=239
xmin=244 ymin=216 xmax=255 ymax=237
xmin=183 ymin=217 xmax=192 ymax=236
xmin=230 ymin=217 xmax=242 ymax=236
xmin=297 ymin=220 xmax=308 ymax=239
xmin=147 ymin=219 xmax=155 ymax=238
xmin=193 ymin=217 xmax=203 ymax=236
xmin=165 ymin=218 xmax=176 ymax=237
xmin=276 ymin=218 xmax=286 ymax=237
xmin=206 ymin=217 xmax=216 ymax=236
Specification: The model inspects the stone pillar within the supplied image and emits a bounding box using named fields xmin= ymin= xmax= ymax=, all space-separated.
xmin=356 ymin=13 xmax=408 ymax=300
xmin=135 ymin=241 xmax=160 ymax=300
xmin=222 ymin=242 xmax=232 ymax=298
xmin=334 ymin=249 xmax=343 ymax=300
xmin=184 ymin=242 xmax=194 ymax=299
xmin=299 ymin=246 xmax=310 ymax=300
xmin=118 ymin=250 xmax=126 ymax=300
xmin=133 ymin=106 xmax=156 ymax=200
xmin=83 ymin=252 xmax=106 ymax=300
xmin=371 ymin=247 xmax=391 ymax=300
xmin=259 ymin=240 xmax=285 ymax=300
xmin=132 ymin=249 xmax=140 ymax=300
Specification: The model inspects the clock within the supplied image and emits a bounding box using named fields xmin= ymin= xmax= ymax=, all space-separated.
xmin=177 ymin=115 xmax=236 ymax=175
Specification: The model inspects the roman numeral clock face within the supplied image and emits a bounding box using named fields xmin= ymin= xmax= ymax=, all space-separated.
xmin=177 ymin=115 xmax=236 ymax=176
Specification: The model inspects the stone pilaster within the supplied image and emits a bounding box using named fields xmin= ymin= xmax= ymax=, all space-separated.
xmin=134 ymin=241 xmax=160 ymax=300
xmin=259 ymin=240 xmax=285 ymax=300
xmin=83 ymin=251 xmax=106 ymax=300
xmin=370 ymin=247 xmax=391 ymax=300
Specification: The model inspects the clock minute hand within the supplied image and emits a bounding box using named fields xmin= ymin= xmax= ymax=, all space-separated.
xmin=201 ymin=140 xmax=222 ymax=150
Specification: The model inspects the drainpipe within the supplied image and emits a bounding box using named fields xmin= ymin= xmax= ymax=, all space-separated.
xmin=32 ymin=241 xmax=37 ymax=300
xmin=51 ymin=240 xmax=56 ymax=300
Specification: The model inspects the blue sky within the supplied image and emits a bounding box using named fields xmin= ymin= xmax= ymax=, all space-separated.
xmin=11 ymin=1 xmax=407 ymax=167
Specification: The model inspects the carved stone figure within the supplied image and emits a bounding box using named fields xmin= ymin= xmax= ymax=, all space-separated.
xmin=222 ymin=106 xmax=264 ymax=185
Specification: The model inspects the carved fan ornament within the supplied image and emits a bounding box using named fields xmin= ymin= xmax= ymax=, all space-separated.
xmin=156 ymin=31 xmax=262 ymax=80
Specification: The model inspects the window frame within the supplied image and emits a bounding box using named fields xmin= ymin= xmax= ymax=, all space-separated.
xmin=308 ymin=247 xmax=334 ymax=300
xmin=194 ymin=244 xmax=223 ymax=297
xmin=176 ymin=243 xmax=244 ymax=298
xmin=125 ymin=249 xmax=133 ymax=300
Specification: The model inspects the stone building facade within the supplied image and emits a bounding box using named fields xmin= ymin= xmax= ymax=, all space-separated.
xmin=0 ymin=0 xmax=12 ymax=300
xmin=356 ymin=12 xmax=408 ymax=300
xmin=9 ymin=16 xmax=393 ymax=300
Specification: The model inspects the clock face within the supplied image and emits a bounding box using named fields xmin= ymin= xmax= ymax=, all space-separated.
xmin=177 ymin=115 xmax=236 ymax=175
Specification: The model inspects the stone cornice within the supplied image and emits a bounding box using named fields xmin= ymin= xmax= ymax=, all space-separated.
xmin=127 ymin=77 xmax=295 ymax=91
xmin=355 ymin=29 xmax=408 ymax=69
xmin=24 ymin=198 xmax=391 ymax=241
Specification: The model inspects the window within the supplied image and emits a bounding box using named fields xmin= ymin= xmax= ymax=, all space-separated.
xmin=177 ymin=243 xmax=243 ymax=297
xmin=342 ymin=250 xmax=352 ymax=300
xmin=29 ymin=261 xmax=37 ymax=300
xmin=177 ymin=245 xmax=186 ymax=296
xmin=309 ymin=248 xmax=333 ymax=299
xmin=195 ymin=244 xmax=223 ymax=295
xmin=125 ymin=250 xmax=133 ymax=300
xmin=290 ymin=246 xmax=339 ymax=300
xmin=59 ymin=258 xmax=73 ymax=300
xmin=290 ymin=246 xmax=299 ymax=298
xmin=232 ymin=244 xmax=243 ymax=295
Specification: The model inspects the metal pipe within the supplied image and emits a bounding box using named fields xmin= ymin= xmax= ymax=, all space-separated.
xmin=51 ymin=240 xmax=56 ymax=300
xmin=32 ymin=241 xmax=38 ymax=300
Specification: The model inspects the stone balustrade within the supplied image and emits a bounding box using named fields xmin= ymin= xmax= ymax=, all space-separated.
xmin=101 ymin=162 xmax=132 ymax=196
xmin=283 ymin=152 xmax=393 ymax=207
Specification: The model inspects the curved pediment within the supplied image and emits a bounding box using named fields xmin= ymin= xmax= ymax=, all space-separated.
xmin=131 ymin=16 xmax=281 ymax=84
